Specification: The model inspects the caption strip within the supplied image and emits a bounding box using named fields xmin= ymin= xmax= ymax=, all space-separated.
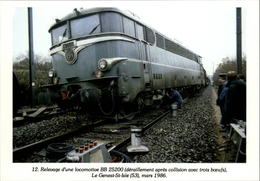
xmin=32 ymin=166 xmax=227 ymax=178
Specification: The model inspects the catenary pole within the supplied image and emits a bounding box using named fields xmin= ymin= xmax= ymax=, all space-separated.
xmin=236 ymin=7 xmax=242 ymax=74
xmin=28 ymin=7 xmax=35 ymax=107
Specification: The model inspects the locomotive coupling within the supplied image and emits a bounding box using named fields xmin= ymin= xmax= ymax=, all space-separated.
xmin=80 ymin=88 xmax=101 ymax=105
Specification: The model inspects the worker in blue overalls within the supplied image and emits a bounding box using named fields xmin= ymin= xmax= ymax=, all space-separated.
xmin=166 ymin=88 xmax=183 ymax=109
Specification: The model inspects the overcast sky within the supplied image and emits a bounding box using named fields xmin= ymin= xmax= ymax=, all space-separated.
xmin=12 ymin=1 xmax=254 ymax=75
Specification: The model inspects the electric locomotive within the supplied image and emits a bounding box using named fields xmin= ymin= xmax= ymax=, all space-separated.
xmin=46 ymin=7 xmax=207 ymax=119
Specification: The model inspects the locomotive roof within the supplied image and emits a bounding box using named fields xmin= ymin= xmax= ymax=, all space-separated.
xmin=49 ymin=7 xmax=143 ymax=32
xmin=49 ymin=7 xmax=201 ymax=58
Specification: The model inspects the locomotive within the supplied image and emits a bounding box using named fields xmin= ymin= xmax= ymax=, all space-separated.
xmin=46 ymin=7 xmax=207 ymax=119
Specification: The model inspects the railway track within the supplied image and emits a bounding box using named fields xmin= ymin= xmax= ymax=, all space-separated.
xmin=13 ymin=118 xmax=105 ymax=162
xmin=13 ymin=108 xmax=171 ymax=162
xmin=13 ymin=106 xmax=77 ymax=127
xmin=114 ymin=110 xmax=170 ymax=151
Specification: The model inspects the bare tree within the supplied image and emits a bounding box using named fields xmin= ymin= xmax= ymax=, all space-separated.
xmin=213 ymin=56 xmax=246 ymax=85
xmin=13 ymin=53 xmax=52 ymax=106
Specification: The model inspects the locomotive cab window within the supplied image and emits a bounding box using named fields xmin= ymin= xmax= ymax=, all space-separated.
xmin=51 ymin=23 xmax=68 ymax=45
xmin=156 ymin=33 xmax=165 ymax=49
xmin=135 ymin=23 xmax=144 ymax=40
xmin=101 ymin=12 xmax=123 ymax=33
xmin=70 ymin=14 xmax=100 ymax=38
xmin=123 ymin=17 xmax=135 ymax=37
xmin=145 ymin=27 xmax=155 ymax=45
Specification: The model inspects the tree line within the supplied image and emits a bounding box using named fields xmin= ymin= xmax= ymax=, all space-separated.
xmin=13 ymin=53 xmax=52 ymax=106
xmin=212 ymin=56 xmax=246 ymax=85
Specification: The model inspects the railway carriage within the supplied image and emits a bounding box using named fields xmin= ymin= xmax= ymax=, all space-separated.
xmin=46 ymin=7 xmax=207 ymax=119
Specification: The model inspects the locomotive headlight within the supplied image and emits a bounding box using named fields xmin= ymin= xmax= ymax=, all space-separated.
xmin=48 ymin=69 xmax=56 ymax=78
xmin=97 ymin=57 xmax=127 ymax=72
xmin=98 ymin=59 xmax=108 ymax=71
xmin=48 ymin=70 xmax=54 ymax=78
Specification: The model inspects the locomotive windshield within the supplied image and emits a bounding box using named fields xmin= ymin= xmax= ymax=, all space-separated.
xmin=50 ymin=12 xmax=146 ymax=46
xmin=51 ymin=23 xmax=68 ymax=45
xmin=50 ymin=14 xmax=100 ymax=45
xmin=50 ymin=11 xmax=149 ymax=47
xmin=70 ymin=14 xmax=100 ymax=38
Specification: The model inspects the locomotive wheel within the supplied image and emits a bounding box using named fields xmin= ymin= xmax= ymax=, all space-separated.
xmin=118 ymin=104 xmax=136 ymax=120
xmin=123 ymin=112 xmax=136 ymax=120
xmin=119 ymin=110 xmax=136 ymax=120
xmin=118 ymin=95 xmax=144 ymax=120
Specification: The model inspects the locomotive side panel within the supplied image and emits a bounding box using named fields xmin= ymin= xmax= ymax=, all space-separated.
xmin=148 ymin=45 xmax=202 ymax=89
xmin=118 ymin=60 xmax=144 ymax=102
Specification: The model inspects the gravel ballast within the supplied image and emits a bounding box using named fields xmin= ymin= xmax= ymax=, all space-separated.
xmin=135 ymin=86 xmax=220 ymax=163
xmin=14 ymin=86 xmax=223 ymax=163
xmin=13 ymin=112 xmax=85 ymax=148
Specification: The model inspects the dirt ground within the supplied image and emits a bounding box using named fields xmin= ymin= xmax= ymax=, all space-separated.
xmin=211 ymin=86 xmax=238 ymax=162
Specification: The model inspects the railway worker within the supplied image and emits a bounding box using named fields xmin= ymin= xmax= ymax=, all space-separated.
xmin=166 ymin=88 xmax=183 ymax=109
xmin=225 ymin=71 xmax=246 ymax=125
xmin=216 ymin=76 xmax=228 ymax=129
xmin=216 ymin=76 xmax=226 ymax=106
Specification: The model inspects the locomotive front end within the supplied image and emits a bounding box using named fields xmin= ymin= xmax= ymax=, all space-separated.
xmin=47 ymin=7 xmax=207 ymax=119
xmin=47 ymin=8 xmax=142 ymax=117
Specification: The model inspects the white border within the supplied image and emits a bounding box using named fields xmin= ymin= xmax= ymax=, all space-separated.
xmin=0 ymin=1 xmax=259 ymax=181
